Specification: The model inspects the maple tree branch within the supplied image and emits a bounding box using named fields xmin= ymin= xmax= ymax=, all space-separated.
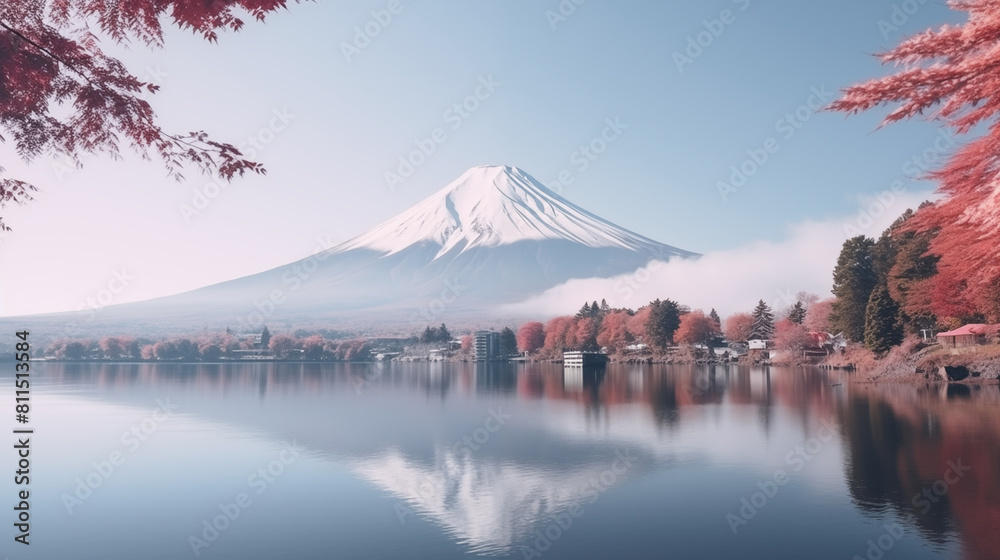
xmin=0 ymin=19 xmax=249 ymax=171
xmin=0 ymin=19 xmax=98 ymax=88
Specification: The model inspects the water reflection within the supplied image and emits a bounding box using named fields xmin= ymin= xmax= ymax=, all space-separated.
xmin=838 ymin=383 xmax=1000 ymax=560
xmin=27 ymin=362 xmax=1000 ymax=558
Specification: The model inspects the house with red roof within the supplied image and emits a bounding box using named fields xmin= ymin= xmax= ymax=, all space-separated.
xmin=936 ymin=324 xmax=997 ymax=348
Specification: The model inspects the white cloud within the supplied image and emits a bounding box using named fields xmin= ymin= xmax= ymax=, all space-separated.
xmin=501 ymin=189 xmax=937 ymax=319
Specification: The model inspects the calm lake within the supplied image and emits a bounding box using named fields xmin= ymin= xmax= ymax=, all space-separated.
xmin=4 ymin=362 xmax=998 ymax=559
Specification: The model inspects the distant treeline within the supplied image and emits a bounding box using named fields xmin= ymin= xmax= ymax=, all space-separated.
xmin=44 ymin=328 xmax=372 ymax=361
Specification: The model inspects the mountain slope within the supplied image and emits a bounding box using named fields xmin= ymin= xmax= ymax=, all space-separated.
xmin=27 ymin=165 xmax=697 ymax=328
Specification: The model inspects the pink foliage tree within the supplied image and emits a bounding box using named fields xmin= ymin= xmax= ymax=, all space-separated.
xmin=831 ymin=1 xmax=1000 ymax=320
xmin=516 ymin=322 xmax=546 ymax=354
xmin=723 ymin=313 xmax=754 ymax=343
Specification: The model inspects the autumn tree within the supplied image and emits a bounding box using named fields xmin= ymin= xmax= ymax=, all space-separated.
xmin=199 ymin=341 xmax=223 ymax=361
xmin=831 ymin=2 xmax=1000 ymax=321
xmin=723 ymin=313 xmax=754 ymax=344
xmin=66 ymin=340 xmax=89 ymax=359
xmin=774 ymin=319 xmax=811 ymax=354
xmin=269 ymin=334 xmax=296 ymax=359
xmin=544 ymin=316 xmax=574 ymax=355
xmin=864 ymin=284 xmax=904 ymax=356
xmin=0 ymin=1 xmax=301 ymax=229
xmin=99 ymin=336 xmax=127 ymax=359
xmin=572 ymin=317 xmax=599 ymax=351
xmin=596 ymin=310 xmax=632 ymax=353
xmin=750 ymin=300 xmax=775 ymax=341
xmin=627 ymin=306 xmax=652 ymax=341
xmin=301 ymin=334 xmax=327 ymax=360
xmin=804 ymin=299 xmax=835 ymax=333
xmin=152 ymin=340 xmax=178 ymax=360
xmin=516 ymin=322 xmax=545 ymax=354
xmin=175 ymin=338 xmax=198 ymax=360
xmin=674 ymin=310 xmax=721 ymax=347
xmin=829 ymin=236 xmax=878 ymax=342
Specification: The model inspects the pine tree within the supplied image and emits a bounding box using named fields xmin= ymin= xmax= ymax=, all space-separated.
xmin=864 ymin=285 xmax=904 ymax=356
xmin=420 ymin=326 xmax=436 ymax=344
xmin=750 ymin=300 xmax=775 ymax=340
xmin=645 ymin=298 xmax=681 ymax=350
xmin=590 ymin=301 xmax=601 ymax=317
xmin=499 ymin=327 xmax=516 ymax=357
xmin=830 ymin=236 xmax=878 ymax=342
xmin=437 ymin=323 xmax=451 ymax=342
xmin=260 ymin=326 xmax=271 ymax=348
xmin=788 ymin=302 xmax=806 ymax=325
xmin=576 ymin=302 xmax=593 ymax=319
xmin=600 ymin=299 xmax=611 ymax=315
xmin=886 ymin=207 xmax=939 ymax=334
xmin=709 ymin=308 xmax=721 ymax=326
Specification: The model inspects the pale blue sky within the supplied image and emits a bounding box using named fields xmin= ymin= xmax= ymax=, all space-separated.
xmin=0 ymin=0 xmax=961 ymax=316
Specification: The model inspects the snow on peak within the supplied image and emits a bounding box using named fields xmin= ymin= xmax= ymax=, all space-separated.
xmin=332 ymin=165 xmax=679 ymax=258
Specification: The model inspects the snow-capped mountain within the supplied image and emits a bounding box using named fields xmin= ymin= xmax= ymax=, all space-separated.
xmin=35 ymin=165 xmax=696 ymax=328
xmin=334 ymin=165 xmax=678 ymax=258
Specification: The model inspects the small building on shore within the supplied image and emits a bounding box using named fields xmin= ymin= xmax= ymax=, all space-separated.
xmin=563 ymin=351 xmax=609 ymax=367
xmin=936 ymin=324 xmax=995 ymax=348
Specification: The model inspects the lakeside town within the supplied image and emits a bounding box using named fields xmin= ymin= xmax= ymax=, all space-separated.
xmin=39 ymin=298 xmax=1000 ymax=384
